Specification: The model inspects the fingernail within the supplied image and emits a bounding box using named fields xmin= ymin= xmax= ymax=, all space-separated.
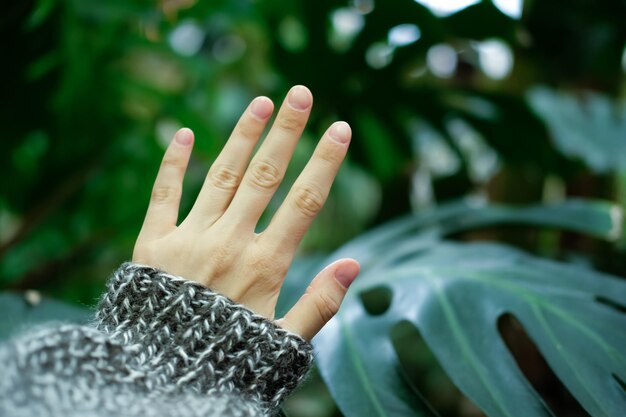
xmin=250 ymin=97 xmax=273 ymax=119
xmin=329 ymin=121 xmax=351 ymax=144
xmin=175 ymin=128 xmax=193 ymax=145
xmin=288 ymin=85 xmax=312 ymax=110
xmin=334 ymin=262 xmax=359 ymax=288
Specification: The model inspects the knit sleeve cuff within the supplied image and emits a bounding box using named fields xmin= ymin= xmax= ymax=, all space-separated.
xmin=95 ymin=262 xmax=313 ymax=410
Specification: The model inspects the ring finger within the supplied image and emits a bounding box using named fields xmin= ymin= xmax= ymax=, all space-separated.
xmin=259 ymin=121 xmax=351 ymax=257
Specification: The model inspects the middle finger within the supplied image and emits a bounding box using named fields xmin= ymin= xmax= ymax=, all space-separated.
xmin=222 ymin=85 xmax=313 ymax=229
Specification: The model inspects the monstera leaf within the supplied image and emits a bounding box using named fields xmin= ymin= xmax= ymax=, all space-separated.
xmin=315 ymin=199 xmax=626 ymax=417
xmin=527 ymin=87 xmax=626 ymax=173
xmin=0 ymin=292 xmax=91 ymax=341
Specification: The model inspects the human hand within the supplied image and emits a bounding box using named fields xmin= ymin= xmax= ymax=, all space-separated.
xmin=132 ymin=86 xmax=359 ymax=340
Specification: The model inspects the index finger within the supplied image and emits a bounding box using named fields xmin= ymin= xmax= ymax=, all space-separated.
xmin=258 ymin=121 xmax=351 ymax=256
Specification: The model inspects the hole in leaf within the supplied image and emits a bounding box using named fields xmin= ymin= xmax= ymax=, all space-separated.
xmin=595 ymin=296 xmax=626 ymax=314
xmin=391 ymin=320 xmax=485 ymax=417
xmin=498 ymin=313 xmax=589 ymax=417
xmin=613 ymin=374 xmax=626 ymax=393
xmin=359 ymin=286 xmax=392 ymax=315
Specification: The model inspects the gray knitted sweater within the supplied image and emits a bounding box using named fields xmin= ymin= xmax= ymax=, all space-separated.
xmin=0 ymin=263 xmax=314 ymax=417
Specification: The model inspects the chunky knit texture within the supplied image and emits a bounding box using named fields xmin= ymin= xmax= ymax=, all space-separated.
xmin=0 ymin=263 xmax=314 ymax=417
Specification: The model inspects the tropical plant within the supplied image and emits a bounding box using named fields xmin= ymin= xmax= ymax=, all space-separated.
xmin=305 ymin=198 xmax=626 ymax=417
xmin=6 ymin=198 xmax=625 ymax=417
xmin=5 ymin=0 xmax=626 ymax=300
xmin=4 ymin=0 xmax=626 ymax=416
xmin=527 ymin=87 xmax=626 ymax=175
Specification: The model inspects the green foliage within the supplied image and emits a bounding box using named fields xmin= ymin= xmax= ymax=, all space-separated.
xmin=528 ymin=87 xmax=626 ymax=174
xmin=0 ymin=292 xmax=90 ymax=341
xmin=3 ymin=0 xmax=626 ymax=416
xmin=3 ymin=0 xmax=626 ymax=299
xmin=315 ymin=199 xmax=626 ymax=417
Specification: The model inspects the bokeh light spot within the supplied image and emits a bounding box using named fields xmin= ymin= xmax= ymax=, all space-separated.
xmin=332 ymin=8 xmax=365 ymax=38
xmin=352 ymin=0 xmax=375 ymax=14
xmin=388 ymin=24 xmax=421 ymax=47
xmin=366 ymin=42 xmax=394 ymax=69
xmin=168 ymin=20 xmax=204 ymax=57
xmin=426 ymin=44 xmax=457 ymax=78
xmin=414 ymin=0 xmax=480 ymax=17
xmin=493 ymin=0 xmax=523 ymax=19
xmin=476 ymin=39 xmax=513 ymax=80
xmin=156 ymin=119 xmax=182 ymax=149
xmin=329 ymin=8 xmax=364 ymax=52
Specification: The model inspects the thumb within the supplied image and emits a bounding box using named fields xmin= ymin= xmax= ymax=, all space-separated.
xmin=276 ymin=258 xmax=360 ymax=340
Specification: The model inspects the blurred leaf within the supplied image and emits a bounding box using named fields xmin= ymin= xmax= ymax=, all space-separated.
xmin=316 ymin=199 xmax=626 ymax=417
xmin=527 ymin=87 xmax=626 ymax=174
xmin=25 ymin=0 xmax=56 ymax=31
xmin=355 ymin=111 xmax=408 ymax=182
xmin=331 ymin=198 xmax=623 ymax=265
xmin=0 ymin=292 xmax=91 ymax=341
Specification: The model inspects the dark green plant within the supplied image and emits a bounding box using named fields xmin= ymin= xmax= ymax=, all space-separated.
xmin=309 ymin=199 xmax=626 ymax=417
xmin=4 ymin=1 xmax=626 ymax=415
xmin=259 ymin=0 xmax=626 ymax=207
xmin=4 ymin=0 xmax=626 ymax=300
xmin=527 ymin=87 xmax=626 ymax=174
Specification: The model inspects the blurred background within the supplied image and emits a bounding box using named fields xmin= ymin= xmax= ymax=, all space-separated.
xmin=2 ymin=0 xmax=626 ymax=416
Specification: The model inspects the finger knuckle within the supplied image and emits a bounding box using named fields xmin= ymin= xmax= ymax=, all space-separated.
xmin=249 ymin=160 xmax=282 ymax=190
xmin=273 ymin=254 xmax=291 ymax=278
xmin=237 ymin=120 xmax=262 ymax=140
xmin=208 ymin=165 xmax=241 ymax=191
xmin=316 ymin=144 xmax=343 ymax=166
xmin=292 ymin=185 xmax=325 ymax=218
xmin=246 ymin=250 xmax=270 ymax=271
xmin=312 ymin=291 xmax=339 ymax=323
xmin=160 ymin=153 xmax=182 ymax=170
xmin=151 ymin=186 xmax=180 ymax=204
xmin=249 ymin=249 xmax=287 ymax=277
xmin=277 ymin=113 xmax=305 ymax=133
xmin=246 ymin=245 xmax=290 ymax=283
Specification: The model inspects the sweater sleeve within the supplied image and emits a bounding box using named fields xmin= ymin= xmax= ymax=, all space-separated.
xmin=0 ymin=263 xmax=314 ymax=417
